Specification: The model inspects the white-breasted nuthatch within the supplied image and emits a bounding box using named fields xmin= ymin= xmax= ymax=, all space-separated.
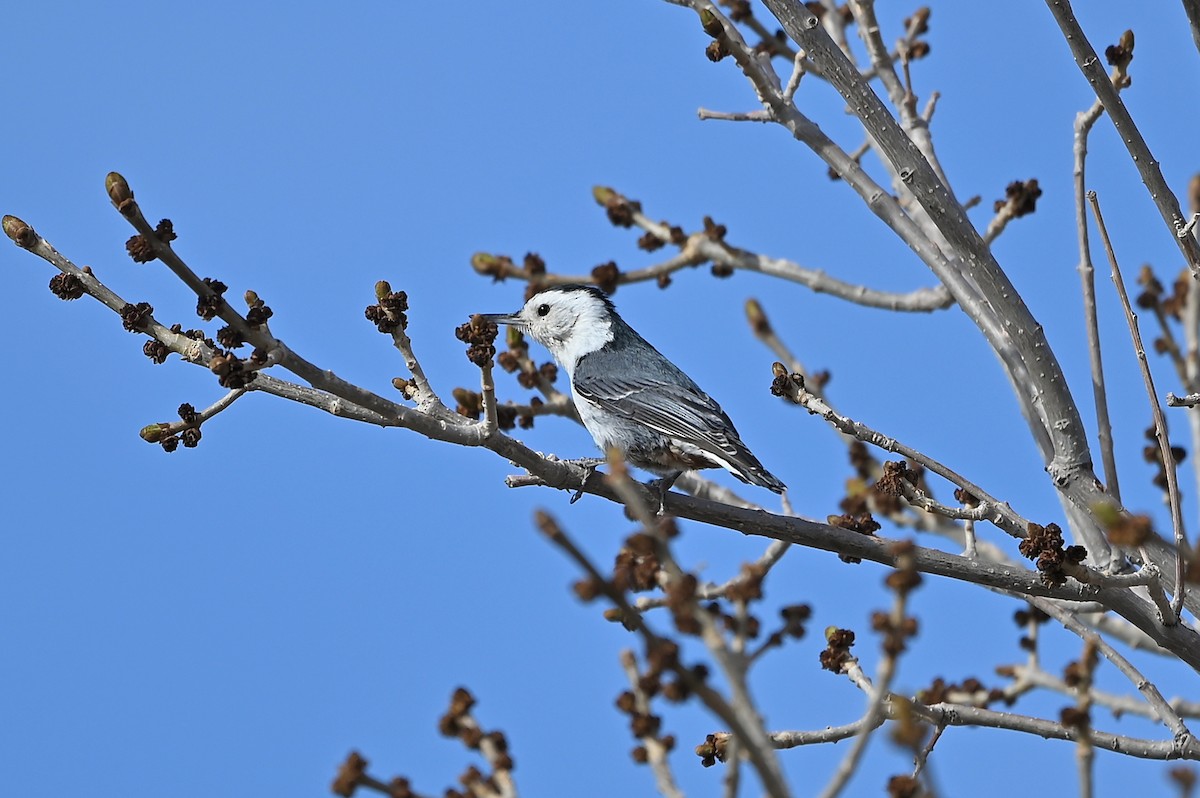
xmin=484 ymin=285 xmax=786 ymax=495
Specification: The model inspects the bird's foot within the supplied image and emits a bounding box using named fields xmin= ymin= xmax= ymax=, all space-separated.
xmin=646 ymin=471 xmax=683 ymax=515
xmin=565 ymin=458 xmax=607 ymax=504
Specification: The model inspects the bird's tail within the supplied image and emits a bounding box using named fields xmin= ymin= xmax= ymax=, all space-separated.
xmin=728 ymin=455 xmax=786 ymax=494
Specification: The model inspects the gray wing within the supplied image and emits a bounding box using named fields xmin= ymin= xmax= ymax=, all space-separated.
xmin=573 ymin=344 xmax=781 ymax=489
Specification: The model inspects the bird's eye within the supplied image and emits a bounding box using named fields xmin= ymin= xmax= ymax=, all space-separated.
xmin=536 ymin=304 xmax=550 ymax=317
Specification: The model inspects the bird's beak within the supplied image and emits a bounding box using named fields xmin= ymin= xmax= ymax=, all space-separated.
xmin=480 ymin=312 xmax=526 ymax=330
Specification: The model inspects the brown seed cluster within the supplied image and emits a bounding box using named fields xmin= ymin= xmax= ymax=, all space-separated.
xmin=454 ymin=314 xmax=499 ymax=368
xmin=664 ymin=573 xmax=701 ymax=635
xmin=769 ymin=366 xmax=804 ymax=401
xmin=695 ymin=732 xmax=729 ymax=768
xmin=470 ymin=252 xmax=546 ymax=287
xmin=124 ymin=218 xmax=177 ymax=264
xmin=593 ymin=186 xmax=642 ymax=228
xmin=245 ymin=297 xmax=274 ymax=328
xmin=49 ymin=272 xmax=85 ymax=300
xmin=1104 ymin=513 xmax=1153 ymax=548
xmin=995 ymin=178 xmax=1042 ymax=217
xmin=333 ymin=688 xmax=515 ymax=797
xmin=820 ymin=627 xmax=856 ymax=673
xmin=870 ymin=609 xmax=918 ymax=658
xmin=330 ymin=751 xmax=418 ymax=798
xmin=614 ymin=687 xmax=676 ymax=765
xmin=216 ymin=325 xmax=244 ymax=349
xmin=177 ymin=403 xmax=198 ymax=424
xmin=613 ymin=532 xmax=664 ymax=594
xmin=120 ymin=301 xmax=154 ymax=332
xmin=442 ymin=689 xmax=515 ymax=773
xmin=1169 ymin=767 xmax=1198 ymax=793
xmin=884 ymin=540 xmax=923 ymax=596
xmin=209 ymin=350 xmax=257 ymax=389
xmin=142 ymin=339 xmax=169 ymax=364
xmin=125 ymin=233 xmax=156 ymax=263
xmin=452 ymin=388 xmax=482 ymax=420
xmin=635 ymin=660 xmax=700 ymax=760
xmin=364 ymin=282 xmax=408 ymax=333
xmin=725 ymin=0 xmax=751 ymax=22
xmin=1018 ymin=522 xmax=1087 ymax=587
xmin=618 ymin=643 xmax=700 ymax=764
xmin=701 ymin=216 xmax=727 ymax=242
xmin=1136 ymin=264 xmax=1192 ymax=321
xmin=1142 ymin=424 xmax=1187 ymax=491
xmin=918 ymin=675 xmax=1006 ymax=707
xmin=171 ymin=323 xmax=214 ymax=347
xmin=826 ymin=512 xmax=881 ymax=564
xmin=496 ymin=328 xmax=556 ymax=394
xmin=637 ymin=231 xmax=663 ymax=252
xmin=195 ymin=278 xmax=228 ymax=321
xmin=1104 ymin=29 xmax=1134 ymax=72
xmin=1062 ymin=639 xmax=1100 ymax=689
xmin=1013 ymin=604 xmax=1051 ymax=651
xmin=869 ymin=460 xmax=914 ymax=516
xmin=330 ymin=750 xmax=369 ymax=797
xmin=887 ymin=774 xmax=921 ymax=798
xmin=591 ymin=260 xmax=621 ymax=294
xmin=754 ymin=603 xmax=812 ymax=654
xmin=705 ymin=38 xmax=731 ymax=62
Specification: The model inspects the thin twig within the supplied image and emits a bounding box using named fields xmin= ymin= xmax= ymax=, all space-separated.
xmin=772 ymin=698 xmax=1200 ymax=760
xmin=775 ymin=373 xmax=1030 ymax=538
xmin=1029 ymin=597 xmax=1195 ymax=746
xmin=388 ymin=323 xmax=446 ymax=415
xmin=782 ymin=48 xmax=807 ymax=104
xmin=1168 ymin=393 xmax=1200 ymax=408
xmin=141 ymin=388 xmax=248 ymax=444
xmin=535 ymin=510 xmax=793 ymax=798
xmin=697 ymin=108 xmax=772 ymax=123
xmin=1073 ymin=93 xmax=1121 ymax=502
xmin=620 ymin=650 xmax=684 ymax=798
xmin=1000 ymin=663 xmax=1200 ymax=722
xmin=479 ymin=362 xmax=499 ymax=437
xmin=1088 ymin=191 xmax=1188 ymax=620
xmin=490 ymin=195 xmax=953 ymax=312
xmin=1045 ymin=1 xmax=1200 ymax=276
xmin=818 ymin=571 xmax=913 ymax=798
xmin=911 ymin=723 xmax=945 ymax=794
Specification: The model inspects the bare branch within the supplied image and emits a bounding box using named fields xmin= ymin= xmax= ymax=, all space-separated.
xmin=818 ymin=546 xmax=917 ymax=798
xmin=620 ymin=650 xmax=684 ymax=798
xmin=488 ymin=190 xmax=954 ymax=313
xmin=1088 ymin=191 xmax=1189 ymax=619
xmin=1030 ymin=597 xmax=1195 ymax=746
xmin=1043 ymin=6 xmax=1200 ymax=276
xmin=1074 ymin=95 xmax=1121 ymax=503
xmin=745 ymin=0 xmax=1121 ymax=567
xmin=1169 ymin=393 xmax=1200 ymax=408
xmin=772 ymin=366 xmax=1030 ymax=538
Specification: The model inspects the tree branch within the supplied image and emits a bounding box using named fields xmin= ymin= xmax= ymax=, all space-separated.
xmin=1043 ymin=2 xmax=1200 ymax=277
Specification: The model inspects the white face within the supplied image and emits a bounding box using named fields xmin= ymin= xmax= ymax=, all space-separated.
xmin=490 ymin=288 xmax=615 ymax=377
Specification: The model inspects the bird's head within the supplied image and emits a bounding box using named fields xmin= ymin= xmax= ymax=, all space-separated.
xmin=483 ymin=284 xmax=618 ymax=371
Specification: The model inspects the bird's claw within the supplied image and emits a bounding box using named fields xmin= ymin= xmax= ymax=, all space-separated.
xmin=647 ymin=471 xmax=682 ymax=515
xmin=566 ymin=458 xmax=605 ymax=504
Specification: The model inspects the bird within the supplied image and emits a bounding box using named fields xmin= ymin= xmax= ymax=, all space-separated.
xmin=483 ymin=284 xmax=786 ymax=497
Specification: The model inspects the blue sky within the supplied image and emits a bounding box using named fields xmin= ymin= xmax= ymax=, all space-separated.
xmin=3 ymin=2 xmax=1199 ymax=796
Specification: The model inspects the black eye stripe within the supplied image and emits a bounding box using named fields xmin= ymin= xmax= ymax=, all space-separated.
xmin=537 ymin=304 xmax=550 ymax=317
